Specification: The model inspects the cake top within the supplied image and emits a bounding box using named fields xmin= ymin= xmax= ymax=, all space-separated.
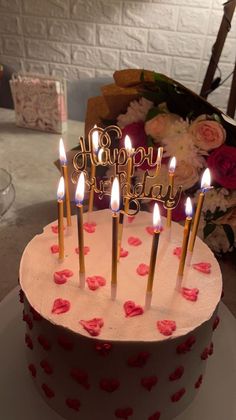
xmin=19 ymin=210 xmax=222 ymax=342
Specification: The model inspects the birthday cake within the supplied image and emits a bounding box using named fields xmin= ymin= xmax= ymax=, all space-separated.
xmin=19 ymin=209 xmax=222 ymax=420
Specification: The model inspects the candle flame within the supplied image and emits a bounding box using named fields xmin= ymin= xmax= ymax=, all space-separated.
xmin=201 ymin=168 xmax=211 ymax=190
xmin=92 ymin=125 xmax=99 ymax=152
xmin=57 ymin=176 xmax=65 ymax=200
xmin=59 ymin=138 xmax=67 ymax=165
xmin=157 ymin=147 xmax=163 ymax=164
xmin=185 ymin=197 xmax=192 ymax=218
xmin=111 ymin=177 xmax=120 ymax=213
xmin=169 ymin=156 xmax=176 ymax=173
xmin=124 ymin=135 xmax=133 ymax=156
xmin=75 ymin=172 xmax=85 ymax=204
xmin=153 ymin=203 xmax=161 ymax=230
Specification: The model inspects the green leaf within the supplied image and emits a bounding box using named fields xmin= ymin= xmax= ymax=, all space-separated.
xmin=203 ymin=223 xmax=216 ymax=238
xmin=222 ymin=224 xmax=235 ymax=247
xmin=145 ymin=107 xmax=161 ymax=121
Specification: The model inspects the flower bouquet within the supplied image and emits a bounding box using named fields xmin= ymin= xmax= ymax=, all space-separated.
xmin=85 ymin=69 xmax=236 ymax=255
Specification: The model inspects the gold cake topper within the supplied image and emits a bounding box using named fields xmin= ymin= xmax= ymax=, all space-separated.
xmin=72 ymin=125 xmax=182 ymax=215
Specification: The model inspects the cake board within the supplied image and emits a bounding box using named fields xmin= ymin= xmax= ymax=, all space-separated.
xmin=1 ymin=287 xmax=236 ymax=420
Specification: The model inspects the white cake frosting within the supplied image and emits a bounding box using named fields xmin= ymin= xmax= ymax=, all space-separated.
xmin=19 ymin=210 xmax=222 ymax=420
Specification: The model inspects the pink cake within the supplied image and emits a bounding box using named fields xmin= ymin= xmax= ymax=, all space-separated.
xmin=19 ymin=210 xmax=222 ymax=420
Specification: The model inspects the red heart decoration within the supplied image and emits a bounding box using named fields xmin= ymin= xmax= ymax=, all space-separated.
xmin=128 ymin=216 xmax=135 ymax=223
xmin=83 ymin=222 xmax=96 ymax=233
xmin=127 ymin=351 xmax=150 ymax=367
xmin=176 ymin=335 xmax=196 ymax=354
xmin=128 ymin=236 xmax=142 ymax=246
xmin=169 ymin=366 xmax=184 ymax=381
xmin=79 ymin=318 xmax=104 ymax=336
xmin=100 ymin=378 xmax=120 ymax=392
xmin=95 ymin=342 xmax=112 ymax=356
xmin=41 ymin=383 xmax=55 ymax=398
xmin=66 ymin=398 xmax=80 ymax=411
xmin=171 ymin=387 xmax=186 ymax=402
xmin=38 ymin=334 xmax=51 ymax=351
xmin=23 ymin=313 xmax=33 ymax=330
xmin=173 ymin=247 xmax=182 ymax=259
xmin=136 ymin=263 xmax=149 ymax=276
xmin=115 ymin=407 xmax=133 ymax=419
xmin=29 ymin=306 xmax=42 ymax=321
xmin=57 ymin=335 xmax=74 ymax=351
xmin=75 ymin=245 xmax=90 ymax=255
xmin=19 ymin=289 xmax=24 ymax=303
xmin=201 ymin=347 xmax=209 ymax=360
xmin=86 ymin=275 xmax=106 ymax=290
xmin=148 ymin=411 xmax=161 ymax=420
xmin=209 ymin=342 xmax=214 ymax=356
xmin=195 ymin=374 xmax=203 ymax=389
xmin=51 ymin=298 xmax=70 ymax=314
xmin=192 ymin=262 xmax=211 ymax=274
xmin=157 ymin=320 xmax=176 ymax=336
xmin=181 ymin=287 xmax=199 ymax=302
xmin=54 ymin=269 xmax=73 ymax=285
xmin=25 ymin=333 xmax=33 ymax=350
xmin=124 ymin=300 xmax=144 ymax=317
xmin=50 ymin=244 xmax=59 ymax=253
xmin=70 ymin=367 xmax=90 ymax=389
xmin=141 ymin=375 xmax=158 ymax=391
xmin=51 ymin=224 xmax=65 ymax=234
xmin=28 ymin=364 xmax=36 ymax=378
xmin=120 ymin=248 xmax=129 ymax=258
xmin=40 ymin=359 xmax=53 ymax=375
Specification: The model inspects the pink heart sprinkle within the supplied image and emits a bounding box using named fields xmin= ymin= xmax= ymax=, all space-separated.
xmin=195 ymin=374 xmax=203 ymax=389
xmin=127 ymin=351 xmax=150 ymax=367
xmin=124 ymin=300 xmax=144 ymax=317
xmin=40 ymin=359 xmax=53 ymax=375
xmin=173 ymin=247 xmax=182 ymax=259
xmin=148 ymin=411 xmax=161 ymax=420
xmin=50 ymin=244 xmax=59 ymax=253
xmin=181 ymin=287 xmax=199 ymax=302
xmin=41 ymin=383 xmax=55 ymax=399
xmin=51 ymin=225 xmax=65 ymax=234
xmin=70 ymin=368 xmax=90 ymax=389
xmin=141 ymin=375 xmax=158 ymax=391
xmin=86 ymin=275 xmax=106 ymax=290
xmin=79 ymin=318 xmax=104 ymax=336
xmin=157 ymin=320 xmax=176 ymax=336
xmin=171 ymin=387 xmax=186 ymax=402
xmin=128 ymin=216 xmax=135 ymax=223
xmin=75 ymin=245 xmax=90 ymax=255
xmin=136 ymin=263 xmax=149 ymax=276
xmin=83 ymin=222 xmax=96 ymax=233
xmin=51 ymin=298 xmax=70 ymax=315
xmin=192 ymin=262 xmax=211 ymax=274
xmin=169 ymin=366 xmax=184 ymax=381
xmin=128 ymin=236 xmax=142 ymax=246
xmin=120 ymin=248 xmax=129 ymax=258
xmin=53 ymin=269 xmax=73 ymax=285
xmin=66 ymin=398 xmax=80 ymax=411
xmin=100 ymin=378 xmax=120 ymax=393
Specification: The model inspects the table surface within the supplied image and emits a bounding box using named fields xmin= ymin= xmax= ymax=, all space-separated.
xmin=0 ymin=108 xmax=84 ymax=301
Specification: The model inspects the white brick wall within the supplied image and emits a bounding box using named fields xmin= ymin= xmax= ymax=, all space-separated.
xmin=0 ymin=0 xmax=235 ymax=114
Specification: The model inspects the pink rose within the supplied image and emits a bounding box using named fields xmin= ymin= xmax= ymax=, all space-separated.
xmin=189 ymin=119 xmax=226 ymax=151
xmin=207 ymin=145 xmax=236 ymax=189
xmin=145 ymin=113 xmax=183 ymax=143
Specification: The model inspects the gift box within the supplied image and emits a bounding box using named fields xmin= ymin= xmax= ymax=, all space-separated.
xmin=10 ymin=73 xmax=67 ymax=134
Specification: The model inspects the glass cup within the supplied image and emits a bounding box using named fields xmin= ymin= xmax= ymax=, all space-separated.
xmin=0 ymin=168 xmax=15 ymax=218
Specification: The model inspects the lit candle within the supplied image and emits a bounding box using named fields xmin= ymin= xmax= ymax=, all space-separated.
xmin=124 ymin=135 xmax=134 ymax=214
xmin=88 ymin=126 xmax=99 ymax=214
xmin=176 ymin=197 xmax=193 ymax=291
xmin=155 ymin=146 xmax=163 ymax=176
xmin=111 ymin=177 xmax=120 ymax=300
xmin=57 ymin=176 xmax=65 ymax=261
xmin=166 ymin=156 xmax=176 ymax=230
xmin=145 ymin=203 xmax=162 ymax=309
xmin=75 ymin=172 xmax=85 ymax=288
xmin=59 ymin=138 xmax=71 ymax=227
xmin=187 ymin=169 xmax=211 ymax=265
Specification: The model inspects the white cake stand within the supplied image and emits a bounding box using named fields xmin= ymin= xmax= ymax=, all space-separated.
xmin=1 ymin=287 xmax=236 ymax=420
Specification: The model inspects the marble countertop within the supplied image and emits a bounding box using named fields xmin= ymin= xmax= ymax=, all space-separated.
xmin=0 ymin=108 xmax=84 ymax=301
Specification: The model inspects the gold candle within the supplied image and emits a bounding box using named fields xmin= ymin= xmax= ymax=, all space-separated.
xmin=75 ymin=172 xmax=86 ymax=288
xmin=177 ymin=197 xmax=193 ymax=278
xmin=145 ymin=203 xmax=162 ymax=309
xmin=88 ymin=127 xmax=99 ymax=213
xmin=57 ymin=176 xmax=65 ymax=260
xmin=166 ymin=156 xmax=176 ymax=229
xmin=59 ymin=138 xmax=71 ymax=227
xmin=188 ymin=168 xmax=211 ymax=253
xmin=155 ymin=146 xmax=163 ymax=176
xmin=124 ymin=135 xmax=134 ymax=214
xmin=110 ymin=177 xmax=120 ymax=300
